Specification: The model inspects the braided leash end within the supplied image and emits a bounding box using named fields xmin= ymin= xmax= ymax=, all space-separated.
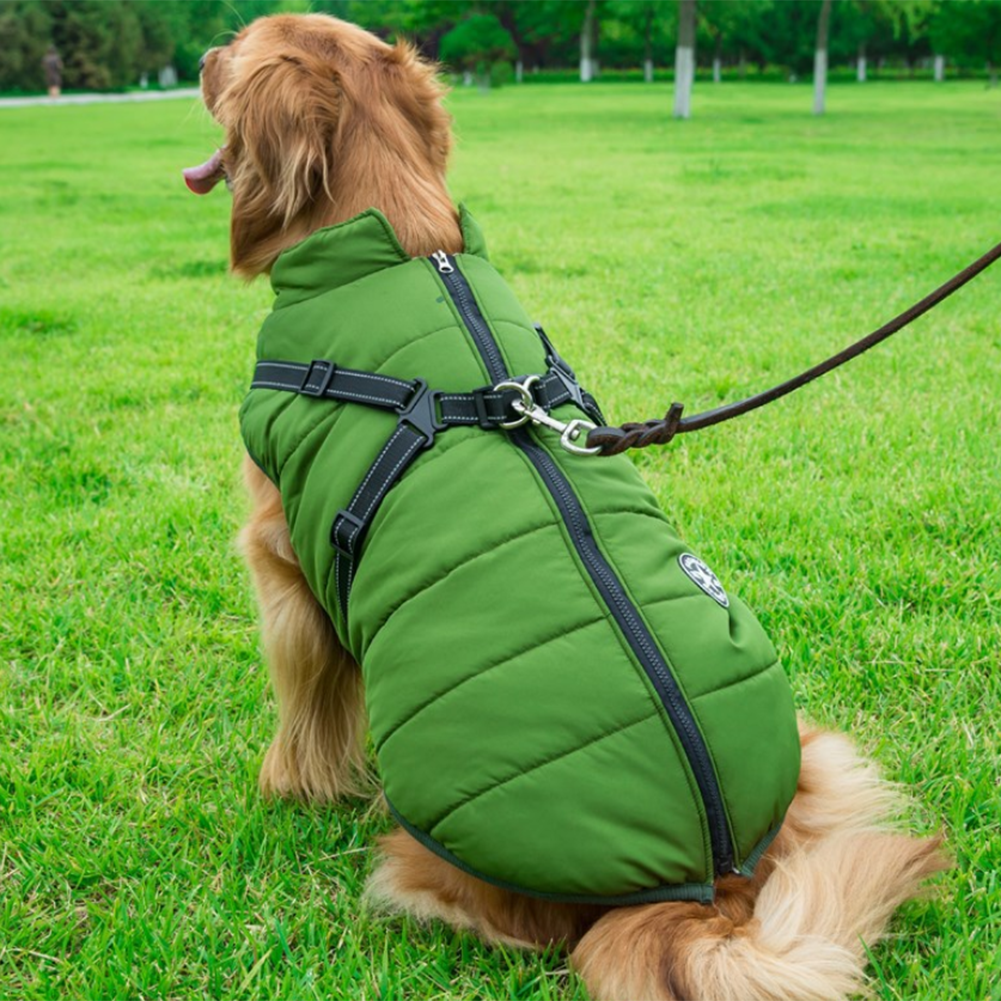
xmin=586 ymin=402 xmax=686 ymax=456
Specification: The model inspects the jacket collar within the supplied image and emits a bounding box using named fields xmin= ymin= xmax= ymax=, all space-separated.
xmin=270 ymin=204 xmax=487 ymax=308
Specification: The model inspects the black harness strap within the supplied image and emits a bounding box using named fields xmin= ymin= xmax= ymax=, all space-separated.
xmin=251 ymin=360 xmax=581 ymax=430
xmin=252 ymin=359 xmax=415 ymax=409
xmin=251 ymin=346 xmax=597 ymax=619
xmin=331 ymin=421 xmax=430 ymax=618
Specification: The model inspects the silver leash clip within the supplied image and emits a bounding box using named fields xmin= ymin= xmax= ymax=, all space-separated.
xmin=494 ymin=375 xmax=601 ymax=456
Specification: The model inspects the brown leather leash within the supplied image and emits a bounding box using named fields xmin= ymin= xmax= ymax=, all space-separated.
xmin=586 ymin=240 xmax=1001 ymax=456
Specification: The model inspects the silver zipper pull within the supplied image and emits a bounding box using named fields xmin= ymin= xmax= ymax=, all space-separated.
xmin=431 ymin=250 xmax=454 ymax=274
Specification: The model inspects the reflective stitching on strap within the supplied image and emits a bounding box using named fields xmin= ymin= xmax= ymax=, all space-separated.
xmin=332 ymin=388 xmax=404 ymax=407
xmin=352 ymin=427 xmax=412 ymax=515
xmin=357 ymin=438 xmax=423 ymax=522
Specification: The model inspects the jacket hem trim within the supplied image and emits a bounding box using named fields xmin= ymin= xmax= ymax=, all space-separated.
xmin=738 ymin=819 xmax=785 ymax=877
xmin=385 ymin=798 xmax=716 ymax=906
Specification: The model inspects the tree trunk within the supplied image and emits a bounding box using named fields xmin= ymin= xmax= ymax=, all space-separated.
xmin=644 ymin=8 xmax=654 ymax=82
xmin=934 ymin=54 xmax=945 ymax=82
xmin=495 ymin=6 xmax=530 ymax=85
xmin=738 ymin=48 xmax=747 ymax=79
xmin=989 ymin=61 xmax=998 ymax=88
xmin=813 ymin=0 xmax=832 ymax=115
xmin=713 ymin=33 xmax=722 ymax=83
xmin=857 ymin=43 xmax=867 ymax=82
xmin=674 ymin=0 xmax=696 ymax=118
xmin=580 ymin=0 xmax=596 ymax=82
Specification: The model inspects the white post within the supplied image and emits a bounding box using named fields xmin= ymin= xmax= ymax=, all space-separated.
xmin=934 ymin=54 xmax=945 ymax=82
xmin=857 ymin=55 xmax=866 ymax=82
xmin=644 ymin=58 xmax=654 ymax=83
xmin=812 ymin=0 xmax=832 ymax=115
xmin=674 ymin=47 xmax=693 ymax=117
xmin=580 ymin=0 xmax=595 ymax=82
xmin=673 ymin=0 xmax=696 ymax=119
xmin=813 ymin=48 xmax=827 ymax=114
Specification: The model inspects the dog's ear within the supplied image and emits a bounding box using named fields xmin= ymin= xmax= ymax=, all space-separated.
xmin=228 ymin=53 xmax=340 ymax=224
xmin=381 ymin=42 xmax=452 ymax=172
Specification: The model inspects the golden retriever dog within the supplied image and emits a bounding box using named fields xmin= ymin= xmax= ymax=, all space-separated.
xmin=185 ymin=14 xmax=946 ymax=1000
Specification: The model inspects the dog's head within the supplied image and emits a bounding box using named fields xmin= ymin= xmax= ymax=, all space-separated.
xmin=184 ymin=14 xmax=453 ymax=277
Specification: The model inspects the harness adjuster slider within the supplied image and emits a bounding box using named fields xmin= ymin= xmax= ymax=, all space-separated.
xmin=470 ymin=387 xmax=494 ymax=429
xmin=397 ymin=379 xmax=445 ymax=448
xmin=330 ymin=509 xmax=365 ymax=560
xmin=300 ymin=359 xmax=336 ymax=398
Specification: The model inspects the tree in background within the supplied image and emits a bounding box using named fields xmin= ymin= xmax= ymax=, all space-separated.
xmin=4 ymin=0 xmax=1001 ymax=96
xmin=0 ymin=0 xmax=52 ymax=91
xmin=813 ymin=0 xmax=833 ymax=113
xmin=580 ymin=0 xmax=598 ymax=81
xmin=674 ymin=0 xmax=695 ymax=117
xmin=699 ymin=0 xmax=772 ymax=82
xmin=486 ymin=1 xmax=585 ymax=75
xmin=48 ymin=0 xmax=142 ymax=90
xmin=487 ymin=0 xmax=535 ymax=81
xmin=606 ymin=0 xmax=669 ymax=82
xmin=848 ymin=0 xmax=932 ymax=80
xmin=930 ymin=0 xmax=1001 ymax=86
xmin=440 ymin=12 xmax=515 ymax=87
xmin=844 ymin=0 xmax=872 ymax=81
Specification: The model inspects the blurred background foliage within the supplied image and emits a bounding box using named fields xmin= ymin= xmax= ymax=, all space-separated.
xmin=0 ymin=0 xmax=1000 ymax=93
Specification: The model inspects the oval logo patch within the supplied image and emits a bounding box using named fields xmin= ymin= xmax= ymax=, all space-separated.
xmin=678 ymin=553 xmax=729 ymax=608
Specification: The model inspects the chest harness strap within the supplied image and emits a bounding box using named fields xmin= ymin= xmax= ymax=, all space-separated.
xmin=250 ymin=331 xmax=602 ymax=619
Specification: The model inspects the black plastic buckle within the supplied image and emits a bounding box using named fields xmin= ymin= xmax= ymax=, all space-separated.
xmin=330 ymin=508 xmax=365 ymax=559
xmin=300 ymin=359 xmax=336 ymax=398
xmin=533 ymin=325 xmax=587 ymax=411
xmin=397 ymin=379 xmax=445 ymax=448
xmin=549 ymin=364 xmax=588 ymax=412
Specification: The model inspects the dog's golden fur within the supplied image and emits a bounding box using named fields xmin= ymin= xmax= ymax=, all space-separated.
xmin=196 ymin=14 xmax=946 ymax=999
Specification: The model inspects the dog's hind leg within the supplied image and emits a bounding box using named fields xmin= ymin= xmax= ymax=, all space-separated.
xmin=366 ymin=828 xmax=606 ymax=951
xmin=240 ymin=455 xmax=369 ymax=801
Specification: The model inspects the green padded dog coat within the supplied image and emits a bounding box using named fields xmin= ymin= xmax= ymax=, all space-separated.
xmin=240 ymin=206 xmax=801 ymax=905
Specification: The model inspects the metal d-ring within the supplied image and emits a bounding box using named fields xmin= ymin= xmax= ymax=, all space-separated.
xmin=495 ymin=375 xmax=541 ymax=429
xmin=493 ymin=375 xmax=602 ymax=456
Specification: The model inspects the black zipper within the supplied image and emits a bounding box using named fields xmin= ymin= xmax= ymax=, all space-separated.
xmin=430 ymin=251 xmax=507 ymax=383
xmin=429 ymin=251 xmax=734 ymax=877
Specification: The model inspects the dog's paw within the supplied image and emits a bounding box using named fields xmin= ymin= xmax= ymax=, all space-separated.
xmin=259 ymin=740 xmax=299 ymax=799
xmin=258 ymin=736 xmax=370 ymax=802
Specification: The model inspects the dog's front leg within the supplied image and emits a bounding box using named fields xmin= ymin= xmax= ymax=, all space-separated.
xmin=240 ymin=455 xmax=369 ymax=801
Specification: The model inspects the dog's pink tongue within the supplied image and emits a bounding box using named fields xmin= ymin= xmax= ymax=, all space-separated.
xmin=182 ymin=148 xmax=225 ymax=194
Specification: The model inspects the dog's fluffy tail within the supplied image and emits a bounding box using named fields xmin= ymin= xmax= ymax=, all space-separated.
xmin=571 ymin=830 xmax=947 ymax=1001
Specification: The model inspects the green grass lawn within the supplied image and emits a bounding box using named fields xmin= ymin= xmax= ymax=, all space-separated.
xmin=2 ymin=79 xmax=1000 ymax=999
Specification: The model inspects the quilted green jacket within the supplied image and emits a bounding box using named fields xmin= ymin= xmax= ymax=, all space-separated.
xmin=240 ymin=206 xmax=800 ymax=905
